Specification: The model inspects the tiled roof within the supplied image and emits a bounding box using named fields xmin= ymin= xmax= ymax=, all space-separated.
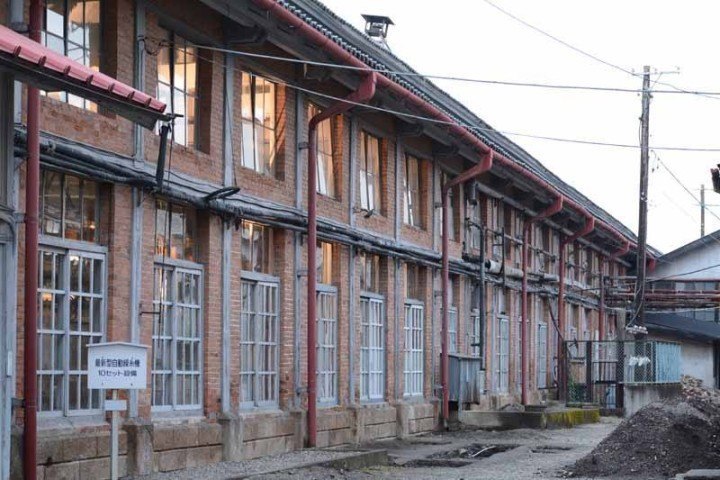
xmin=286 ymin=0 xmax=657 ymax=254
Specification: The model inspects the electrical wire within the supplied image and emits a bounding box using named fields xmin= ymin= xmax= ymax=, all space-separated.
xmin=145 ymin=38 xmax=720 ymax=154
xmin=479 ymin=0 xmax=720 ymax=102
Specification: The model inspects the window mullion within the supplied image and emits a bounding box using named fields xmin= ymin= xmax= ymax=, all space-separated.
xmin=253 ymin=281 xmax=261 ymax=406
xmin=170 ymin=268 xmax=178 ymax=409
xmin=62 ymin=250 xmax=71 ymax=415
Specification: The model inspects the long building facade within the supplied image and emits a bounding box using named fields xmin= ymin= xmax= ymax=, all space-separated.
xmin=0 ymin=0 xmax=643 ymax=478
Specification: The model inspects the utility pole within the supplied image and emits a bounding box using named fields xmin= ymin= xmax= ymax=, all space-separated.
xmin=631 ymin=65 xmax=651 ymax=338
xmin=701 ymin=184 xmax=706 ymax=237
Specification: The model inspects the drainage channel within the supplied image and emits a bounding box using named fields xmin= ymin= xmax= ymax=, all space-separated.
xmin=402 ymin=444 xmax=519 ymax=469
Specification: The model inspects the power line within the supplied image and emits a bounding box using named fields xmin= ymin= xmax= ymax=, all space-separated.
xmin=479 ymin=0 xmax=720 ymax=102
xmin=166 ymin=37 xmax=720 ymax=97
xmin=144 ymin=37 xmax=720 ymax=153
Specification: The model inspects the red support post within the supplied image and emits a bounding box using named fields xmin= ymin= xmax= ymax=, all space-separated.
xmin=24 ymin=0 xmax=42 ymax=477
xmin=305 ymin=73 xmax=376 ymax=447
xmin=441 ymin=151 xmax=493 ymax=425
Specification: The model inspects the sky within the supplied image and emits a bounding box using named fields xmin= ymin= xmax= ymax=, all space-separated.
xmin=319 ymin=0 xmax=720 ymax=254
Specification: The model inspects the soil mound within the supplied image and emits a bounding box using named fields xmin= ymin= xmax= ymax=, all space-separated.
xmin=567 ymin=376 xmax=720 ymax=478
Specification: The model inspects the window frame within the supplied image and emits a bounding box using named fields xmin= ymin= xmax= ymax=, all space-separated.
xmin=308 ymin=103 xmax=337 ymax=198
xmin=40 ymin=170 xmax=100 ymax=243
xmin=316 ymin=283 xmax=338 ymax=406
xmin=42 ymin=0 xmax=101 ymax=110
xmin=37 ymin=236 xmax=108 ymax=418
xmin=240 ymin=72 xmax=278 ymax=176
xmin=403 ymin=300 xmax=424 ymax=398
xmin=537 ymin=322 xmax=548 ymax=389
xmin=239 ymin=271 xmax=280 ymax=410
xmin=157 ymin=31 xmax=199 ymax=148
xmin=359 ymin=131 xmax=381 ymax=212
xmin=495 ymin=315 xmax=510 ymax=394
xmin=360 ymin=291 xmax=385 ymax=402
xmin=403 ymin=154 xmax=423 ymax=228
xmin=151 ymin=256 xmax=204 ymax=413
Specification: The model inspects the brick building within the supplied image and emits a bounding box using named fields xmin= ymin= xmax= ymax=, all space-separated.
xmin=0 ymin=0 xmax=646 ymax=478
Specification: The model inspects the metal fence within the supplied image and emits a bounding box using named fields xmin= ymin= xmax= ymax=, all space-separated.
xmin=563 ymin=340 xmax=681 ymax=408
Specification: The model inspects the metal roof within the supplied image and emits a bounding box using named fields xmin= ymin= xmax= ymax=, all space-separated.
xmin=646 ymin=311 xmax=720 ymax=342
xmin=0 ymin=24 xmax=167 ymax=129
xmin=285 ymin=0 xmax=651 ymax=251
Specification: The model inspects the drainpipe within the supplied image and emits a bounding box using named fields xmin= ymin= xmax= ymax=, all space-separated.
xmin=557 ymin=216 xmax=594 ymax=400
xmin=521 ymin=196 xmax=564 ymax=406
xmin=306 ymin=73 xmax=376 ymax=447
xmin=599 ymin=256 xmax=606 ymax=341
xmin=441 ymin=150 xmax=493 ymax=426
xmin=23 ymin=0 xmax=42 ymax=477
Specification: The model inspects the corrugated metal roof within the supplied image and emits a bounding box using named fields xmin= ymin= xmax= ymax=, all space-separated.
xmin=285 ymin=0 xmax=653 ymax=252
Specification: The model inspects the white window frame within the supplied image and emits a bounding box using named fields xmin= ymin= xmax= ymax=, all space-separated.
xmin=360 ymin=293 xmax=385 ymax=402
xmin=37 ymin=238 xmax=107 ymax=417
xmin=240 ymin=271 xmax=280 ymax=409
xmin=403 ymin=300 xmax=424 ymax=398
xmin=151 ymin=257 xmax=203 ymax=412
xmin=468 ymin=308 xmax=482 ymax=358
xmin=404 ymin=154 xmax=421 ymax=227
xmin=360 ymin=131 xmax=381 ymax=212
xmin=448 ymin=306 xmax=458 ymax=354
xmin=537 ymin=322 xmax=548 ymax=389
xmin=496 ymin=316 xmax=509 ymax=393
xmin=316 ymin=283 xmax=338 ymax=405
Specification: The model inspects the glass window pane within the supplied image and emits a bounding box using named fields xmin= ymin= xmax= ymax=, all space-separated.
xmin=64 ymin=175 xmax=82 ymax=240
xmin=45 ymin=0 xmax=65 ymax=37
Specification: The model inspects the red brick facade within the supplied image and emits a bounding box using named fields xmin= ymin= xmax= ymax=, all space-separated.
xmin=3 ymin=0 xmax=632 ymax=478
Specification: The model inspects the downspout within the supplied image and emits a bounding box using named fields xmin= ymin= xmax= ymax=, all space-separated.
xmin=557 ymin=216 xmax=594 ymax=400
xmin=441 ymin=150 xmax=493 ymax=426
xmin=521 ymin=196 xmax=564 ymax=406
xmin=599 ymin=259 xmax=606 ymax=341
xmin=306 ymin=73 xmax=377 ymax=447
xmin=23 ymin=0 xmax=41 ymax=477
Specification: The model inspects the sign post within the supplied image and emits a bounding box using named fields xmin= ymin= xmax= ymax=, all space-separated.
xmin=88 ymin=342 xmax=148 ymax=480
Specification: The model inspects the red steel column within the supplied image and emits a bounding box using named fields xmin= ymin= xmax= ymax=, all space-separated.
xmin=306 ymin=74 xmax=376 ymax=447
xmin=24 ymin=0 xmax=42 ymax=477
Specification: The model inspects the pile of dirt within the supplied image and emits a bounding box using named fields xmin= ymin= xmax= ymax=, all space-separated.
xmin=566 ymin=376 xmax=720 ymax=478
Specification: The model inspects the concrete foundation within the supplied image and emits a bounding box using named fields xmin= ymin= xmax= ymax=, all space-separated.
xmin=458 ymin=407 xmax=600 ymax=429
xmin=623 ymin=383 xmax=682 ymax=418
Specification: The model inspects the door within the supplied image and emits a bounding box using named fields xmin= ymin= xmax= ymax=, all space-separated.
xmin=0 ymin=242 xmax=9 ymax=480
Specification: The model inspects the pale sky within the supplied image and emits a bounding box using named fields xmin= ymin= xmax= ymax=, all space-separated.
xmin=319 ymin=0 xmax=720 ymax=254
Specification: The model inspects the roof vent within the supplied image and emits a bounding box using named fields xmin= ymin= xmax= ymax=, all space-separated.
xmin=362 ymin=14 xmax=394 ymax=50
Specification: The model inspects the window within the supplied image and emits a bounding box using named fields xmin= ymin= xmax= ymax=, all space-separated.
xmin=155 ymin=200 xmax=197 ymax=262
xmin=317 ymin=242 xmax=333 ymax=285
xmin=489 ymin=199 xmax=503 ymax=260
xmin=41 ymin=170 xmax=99 ymax=242
xmin=537 ymin=323 xmax=548 ymax=389
xmin=157 ymin=32 xmax=198 ymax=147
xmin=513 ymin=293 xmax=522 ymax=394
xmin=316 ymin=242 xmax=337 ymax=403
xmin=467 ymin=193 xmax=482 ymax=250
xmin=404 ymin=302 xmax=424 ymax=397
xmin=441 ymin=172 xmax=458 ymax=241
xmin=308 ymin=104 xmax=336 ymax=197
xmin=447 ymin=277 xmax=458 ymax=353
xmin=241 ymin=222 xmax=273 ymax=274
xmin=360 ymin=295 xmax=384 ymax=401
xmin=240 ymin=279 xmax=279 ymax=408
xmin=405 ymin=263 xmax=423 ymax=300
xmin=359 ymin=251 xmax=380 ymax=293
xmin=38 ymin=249 xmax=105 ymax=414
xmin=496 ymin=316 xmax=509 ymax=393
xmin=241 ymin=73 xmax=277 ymax=176
xmin=43 ymin=0 xmax=100 ymax=110
xmin=468 ymin=283 xmax=482 ymax=358
xmin=152 ymin=201 xmax=201 ymax=410
xmin=404 ymin=155 xmax=422 ymax=227
xmin=360 ymin=132 xmax=381 ymax=212
xmin=151 ymin=265 xmax=202 ymax=410
xmin=316 ymin=285 xmax=338 ymax=404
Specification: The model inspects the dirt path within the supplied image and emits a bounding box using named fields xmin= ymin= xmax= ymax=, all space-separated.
xmin=261 ymin=417 xmax=628 ymax=480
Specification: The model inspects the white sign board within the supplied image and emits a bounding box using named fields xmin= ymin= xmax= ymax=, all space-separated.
xmin=87 ymin=342 xmax=148 ymax=390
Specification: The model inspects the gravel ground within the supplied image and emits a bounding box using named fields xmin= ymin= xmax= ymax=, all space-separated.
xmin=136 ymin=449 xmax=368 ymax=480
xmin=261 ymin=417 xmax=627 ymax=480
